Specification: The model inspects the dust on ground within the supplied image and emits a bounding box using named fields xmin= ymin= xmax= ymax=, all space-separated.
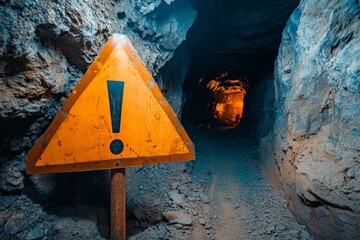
xmin=0 ymin=129 xmax=312 ymax=239
xmin=126 ymin=129 xmax=312 ymax=240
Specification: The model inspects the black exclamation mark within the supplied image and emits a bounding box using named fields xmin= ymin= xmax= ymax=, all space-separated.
xmin=107 ymin=80 xmax=125 ymax=155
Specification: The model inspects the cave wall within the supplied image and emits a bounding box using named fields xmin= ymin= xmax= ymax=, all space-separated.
xmin=0 ymin=0 xmax=196 ymax=239
xmin=242 ymin=73 xmax=275 ymax=141
xmin=273 ymin=0 xmax=360 ymax=238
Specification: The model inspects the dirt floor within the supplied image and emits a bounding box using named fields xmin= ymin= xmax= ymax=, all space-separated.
xmin=125 ymin=129 xmax=312 ymax=240
xmin=0 ymin=129 xmax=313 ymax=240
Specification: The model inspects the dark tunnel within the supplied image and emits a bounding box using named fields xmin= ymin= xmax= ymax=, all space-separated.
xmin=172 ymin=0 xmax=298 ymax=137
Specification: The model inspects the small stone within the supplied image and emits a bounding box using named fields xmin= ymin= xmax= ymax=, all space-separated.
xmin=53 ymin=219 xmax=71 ymax=231
xmin=183 ymin=225 xmax=191 ymax=231
xmin=201 ymin=194 xmax=210 ymax=204
xmin=174 ymin=223 xmax=183 ymax=229
xmin=139 ymin=3 xmax=155 ymax=14
xmin=167 ymin=190 xmax=184 ymax=205
xmin=198 ymin=218 xmax=206 ymax=226
xmin=163 ymin=211 xmax=192 ymax=225
xmin=176 ymin=163 xmax=187 ymax=172
xmin=171 ymin=182 xmax=179 ymax=190
xmin=164 ymin=0 xmax=175 ymax=5
xmin=188 ymin=196 xmax=195 ymax=202
xmin=266 ymin=224 xmax=276 ymax=234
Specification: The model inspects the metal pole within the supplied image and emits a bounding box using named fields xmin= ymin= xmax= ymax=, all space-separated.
xmin=111 ymin=168 xmax=126 ymax=240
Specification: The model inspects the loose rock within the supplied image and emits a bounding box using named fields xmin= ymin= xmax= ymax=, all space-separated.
xmin=163 ymin=211 xmax=192 ymax=226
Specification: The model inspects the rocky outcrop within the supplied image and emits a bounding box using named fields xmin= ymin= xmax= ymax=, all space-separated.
xmin=0 ymin=0 xmax=196 ymax=239
xmin=0 ymin=0 xmax=196 ymax=120
xmin=124 ymin=0 xmax=196 ymax=75
xmin=124 ymin=0 xmax=196 ymax=115
xmin=273 ymin=0 xmax=360 ymax=238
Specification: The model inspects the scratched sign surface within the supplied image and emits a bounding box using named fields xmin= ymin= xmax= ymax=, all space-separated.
xmin=27 ymin=34 xmax=195 ymax=174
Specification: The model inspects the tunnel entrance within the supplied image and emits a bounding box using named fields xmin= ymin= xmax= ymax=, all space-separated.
xmin=179 ymin=0 xmax=299 ymax=137
xmin=181 ymin=51 xmax=277 ymax=136
xmin=185 ymin=65 xmax=249 ymax=130
xmin=156 ymin=1 xmax=310 ymax=238
xmin=205 ymin=74 xmax=248 ymax=130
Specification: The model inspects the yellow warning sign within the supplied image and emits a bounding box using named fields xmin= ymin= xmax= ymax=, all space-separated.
xmin=27 ymin=34 xmax=195 ymax=174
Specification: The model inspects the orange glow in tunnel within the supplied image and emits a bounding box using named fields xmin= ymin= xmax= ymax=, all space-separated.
xmin=205 ymin=73 xmax=248 ymax=130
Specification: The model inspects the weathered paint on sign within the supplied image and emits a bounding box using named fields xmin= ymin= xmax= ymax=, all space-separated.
xmin=27 ymin=34 xmax=195 ymax=174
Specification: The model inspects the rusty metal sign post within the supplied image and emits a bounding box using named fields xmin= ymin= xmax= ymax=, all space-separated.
xmin=111 ymin=168 xmax=126 ymax=239
xmin=27 ymin=34 xmax=195 ymax=240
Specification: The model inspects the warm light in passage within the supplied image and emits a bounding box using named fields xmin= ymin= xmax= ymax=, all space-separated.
xmin=206 ymin=73 xmax=248 ymax=130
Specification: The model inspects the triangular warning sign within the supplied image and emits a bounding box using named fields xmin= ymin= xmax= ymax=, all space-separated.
xmin=27 ymin=34 xmax=195 ymax=174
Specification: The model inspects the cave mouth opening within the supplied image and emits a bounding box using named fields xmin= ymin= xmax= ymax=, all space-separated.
xmin=205 ymin=73 xmax=249 ymax=130
xmin=178 ymin=0 xmax=299 ymax=138
xmin=181 ymin=50 xmax=278 ymax=137
xmin=186 ymin=64 xmax=250 ymax=131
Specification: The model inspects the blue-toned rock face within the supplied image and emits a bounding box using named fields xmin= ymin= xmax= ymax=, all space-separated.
xmin=0 ymin=1 xmax=196 ymax=239
xmin=273 ymin=0 xmax=360 ymax=238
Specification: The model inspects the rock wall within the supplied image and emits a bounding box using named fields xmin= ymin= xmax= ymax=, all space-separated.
xmin=124 ymin=0 xmax=196 ymax=115
xmin=273 ymin=0 xmax=360 ymax=238
xmin=0 ymin=0 xmax=196 ymax=239
xmin=242 ymin=73 xmax=275 ymax=141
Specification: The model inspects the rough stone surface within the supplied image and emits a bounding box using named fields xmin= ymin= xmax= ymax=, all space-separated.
xmin=124 ymin=0 xmax=196 ymax=75
xmin=0 ymin=0 xmax=196 ymax=239
xmin=124 ymin=0 xmax=196 ymax=115
xmin=167 ymin=190 xmax=184 ymax=205
xmin=273 ymin=0 xmax=360 ymax=238
xmin=163 ymin=211 xmax=193 ymax=225
xmin=243 ymin=73 xmax=275 ymax=142
xmin=0 ymin=0 xmax=196 ymax=120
